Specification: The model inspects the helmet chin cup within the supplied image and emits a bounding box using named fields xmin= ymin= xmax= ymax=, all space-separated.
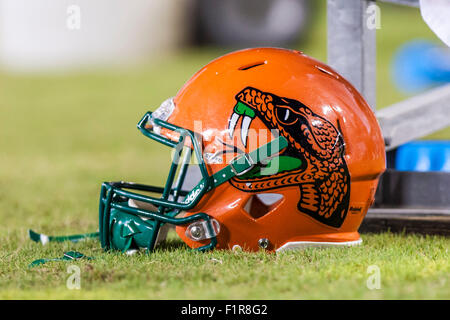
xmin=108 ymin=210 xmax=158 ymax=252
xmin=98 ymin=181 xmax=219 ymax=254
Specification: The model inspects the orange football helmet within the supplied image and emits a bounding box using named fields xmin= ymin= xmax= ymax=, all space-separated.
xmin=98 ymin=47 xmax=386 ymax=253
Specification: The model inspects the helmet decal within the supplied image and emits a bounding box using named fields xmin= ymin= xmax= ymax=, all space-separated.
xmin=228 ymin=87 xmax=350 ymax=228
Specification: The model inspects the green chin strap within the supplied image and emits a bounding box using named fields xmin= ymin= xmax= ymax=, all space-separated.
xmin=29 ymin=251 xmax=93 ymax=268
xmin=29 ymin=229 xmax=99 ymax=244
xmin=28 ymin=111 xmax=288 ymax=264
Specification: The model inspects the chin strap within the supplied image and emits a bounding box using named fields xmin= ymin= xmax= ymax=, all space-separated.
xmin=28 ymin=230 xmax=97 ymax=267
xmin=29 ymin=229 xmax=99 ymax=245
xmin=29 ymin=251 xmax=93 ymax=268
xmin=28 ymin=230 xmax=98 ymax=266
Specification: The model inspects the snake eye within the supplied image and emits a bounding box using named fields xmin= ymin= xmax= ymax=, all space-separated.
xmin=276 ymin=106 xmax=298 ymax=125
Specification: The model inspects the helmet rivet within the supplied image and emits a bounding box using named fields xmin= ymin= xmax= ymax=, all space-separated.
xmin=190 ymin=226 xmax=202 ymax=240
xmin=258 ymin=238 xmax=269 ymax=249
xmin=232 ymin=244 xmax=242 ymax=252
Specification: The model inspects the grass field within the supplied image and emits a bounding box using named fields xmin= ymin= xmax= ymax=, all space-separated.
xmin=0 ymin=2 xmax=449 ymax=299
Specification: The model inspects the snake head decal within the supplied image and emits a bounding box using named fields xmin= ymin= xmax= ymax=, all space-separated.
xmin=227 ymin=86 xmax=350 ymax=228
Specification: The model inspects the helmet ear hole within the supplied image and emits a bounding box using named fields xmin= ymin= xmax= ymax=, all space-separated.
xmin=242 ymin=193 xmax=284 ymax=220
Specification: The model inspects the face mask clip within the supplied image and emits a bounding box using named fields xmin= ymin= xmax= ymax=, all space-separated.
xmin=186 ymin=219 xmax=220 ymax=241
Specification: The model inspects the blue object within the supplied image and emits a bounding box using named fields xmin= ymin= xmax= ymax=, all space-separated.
xmin=396 ymin=141 xmax=450 ymax=172
xmin=392 ymin=40 xmax=450 ymax=93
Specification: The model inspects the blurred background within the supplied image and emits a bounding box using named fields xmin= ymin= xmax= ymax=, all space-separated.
xmin=0 ymin=0 xmax=449 ymax=227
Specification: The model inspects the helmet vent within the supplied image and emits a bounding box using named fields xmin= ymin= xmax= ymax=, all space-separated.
xmin=315 ymin=65 xmax=339 ymax=79
xmin=242 ymin=193 xmax=284 ymax=220
xmin=238 ymin=61 xmax=267 ymax=71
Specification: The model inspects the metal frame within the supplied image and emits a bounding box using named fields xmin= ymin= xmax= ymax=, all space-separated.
xmin=327 ymin=0 xmax=450 ymax=233
xmin=327 ymin=0 xmax=450 ymax=142
xmin=377 ymin=84 xmax=450 ymax=151
xmin=327 ymin=0 xmax=376 ymax=108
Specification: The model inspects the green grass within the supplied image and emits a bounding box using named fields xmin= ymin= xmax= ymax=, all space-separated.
xmin=0 ymin=233 xmax=449 ymax=299
xmin=0 ymin=2 xmax=449 ymax=299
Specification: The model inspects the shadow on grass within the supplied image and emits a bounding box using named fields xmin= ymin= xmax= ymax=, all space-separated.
xmin=155 ymin=238 xmax=189 ymax=252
